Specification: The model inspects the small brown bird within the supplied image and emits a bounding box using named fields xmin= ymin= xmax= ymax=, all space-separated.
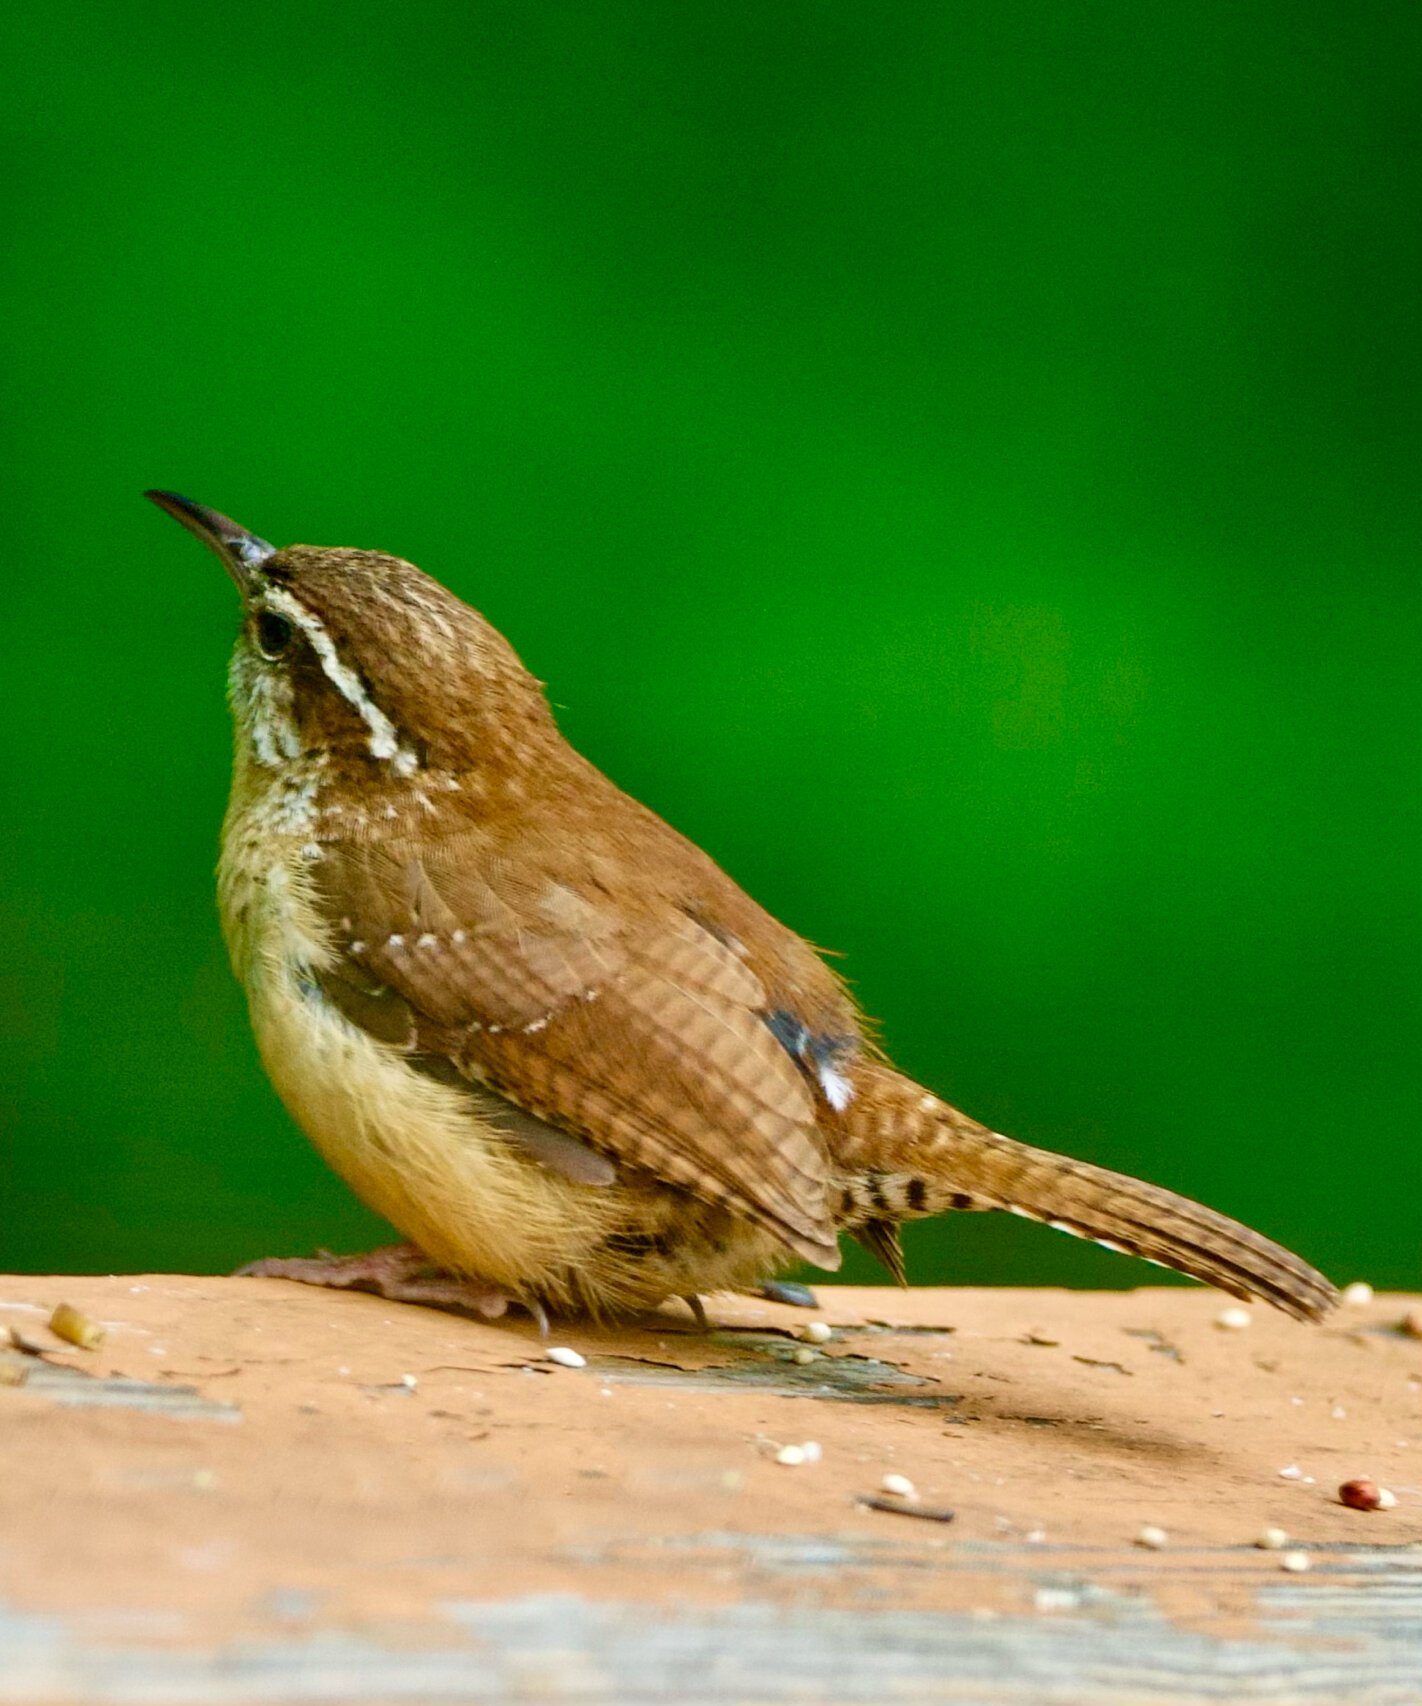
xmin=147 ymin=491 xmax=1336 ymax=1327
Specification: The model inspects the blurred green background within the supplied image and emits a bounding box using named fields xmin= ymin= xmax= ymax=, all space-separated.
xmin=3 ymin=2 xmax=1417 ymax=1292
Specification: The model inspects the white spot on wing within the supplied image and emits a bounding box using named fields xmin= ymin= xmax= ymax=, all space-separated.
xmin=818 ymin=1065 xmax=853 ymax=1112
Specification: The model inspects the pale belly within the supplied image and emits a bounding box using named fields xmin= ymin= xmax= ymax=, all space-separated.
xmin=222 ymin=832 xmax=793 ymax=1315
xmin=245 ymin=932 xmax=785 ymax=1314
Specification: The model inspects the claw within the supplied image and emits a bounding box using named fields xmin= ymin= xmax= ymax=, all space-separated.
xmin=757 ymin=1279 xmax=819 ymax=1309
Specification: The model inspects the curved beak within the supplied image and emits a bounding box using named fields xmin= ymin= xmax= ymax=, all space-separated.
xmin=144 ymin=490 xmax=276 ymax=592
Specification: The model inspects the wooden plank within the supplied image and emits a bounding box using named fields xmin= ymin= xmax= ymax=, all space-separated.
xmin=1 ymin=1277 xmax=1418 ymax=1703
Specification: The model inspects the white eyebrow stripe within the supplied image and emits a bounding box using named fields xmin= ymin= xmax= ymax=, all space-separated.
xmin=261 ymin=585 xmax=420 ymax=775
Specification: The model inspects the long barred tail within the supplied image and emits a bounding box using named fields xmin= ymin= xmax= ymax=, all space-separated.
xmin=832 ymin=1062 xmax=1337 ymax=1324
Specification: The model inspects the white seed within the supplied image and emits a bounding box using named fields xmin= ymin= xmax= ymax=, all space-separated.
xmin=1215 ymin=1306 xmax=1252 ymax=1330
xmin=1255 ymin=1526 xmax=1289 ymax=1550
xmin=1034 ymin=1586 xmax=1079 ymax=1611
xmin=399 ymin=1373 xmax=417 ymax=1390
xmin=804 ymin=1321 xmax=833 ymax=1344
xmin=1278 ymin=1464 xmax=1304 ymax=1480
xmin=1280 ymin=1550 xmax=1312 ymax=1573
xmin=776 ymin=1444 xmax=808 ymax=1466
xmin=1377 ymin=1488 xmax=1398 ymax=1510
xmin=1135 ymin=1524 xmax=1169 ymax=1550
xmin=792 ymin=1346 xmax=818 ymax=1365
xmin=545 ymin=1346 xmax=586 ymax=1369
xmin=1342 ymin=1281 xmax=1375 ymax=1308
xmin=880 ymin=1472 xmax=917 ymax=1498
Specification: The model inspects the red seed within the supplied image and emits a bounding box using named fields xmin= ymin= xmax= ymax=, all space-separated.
xmin=1338 ymin=1478 xmax=1385 ymax=1511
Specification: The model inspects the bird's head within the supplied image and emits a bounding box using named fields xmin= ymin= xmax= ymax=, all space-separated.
xmin=146 ymin=491 xmax=554 ymax=786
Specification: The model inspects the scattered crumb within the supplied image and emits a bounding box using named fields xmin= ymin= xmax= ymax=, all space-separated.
xmin=801 ymin=1441 xmax=823 ymax=1464
xmin=48 ymin=1304 xmax=104 ymax=1350
xmin=1278 ymin=1465 xmax=1304 ymax=1480
xmin=803 ymin=1321 xmax=833 ymax=1344
xmin=1135 ymin=1524 xmax=1169 ymax=1550
xmin=399 ymin=1373 xmax=418 ymax=1390
xmin=1342 ymin=1281 xmax=1375 ymax=1308
xmin=1330 ymin=1405 xmax=1346 ymax=1420
xmin=776 ymin=1444 xmax=808 ymax=1466
xmin=791 ymin=1347 xmax=818 ymax=1365
xmin=1255 ymin=1526 xmax=1289 ymax=1550
xmin=1214 ymin=1306 xmax=1252 ymax=1331
xmin=881 ymin=1472 xmax=917 ymax=1499
xmin=545 ymin=1347 xmax=586 ymax=1370
xmin=1279 ymin=1550 xmax=1312 ymax=1573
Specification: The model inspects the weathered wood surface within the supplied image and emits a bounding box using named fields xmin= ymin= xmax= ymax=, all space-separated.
xmin=1 ymin=1276 xmax=1418 ymax=1704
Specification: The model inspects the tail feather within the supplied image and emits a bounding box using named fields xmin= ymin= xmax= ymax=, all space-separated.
xmin=834 ymin=1066 xmax=1337 ymax=1324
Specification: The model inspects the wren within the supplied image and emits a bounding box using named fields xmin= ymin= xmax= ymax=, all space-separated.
xmin=146 ymin=490 xmax=1336 ymax=1326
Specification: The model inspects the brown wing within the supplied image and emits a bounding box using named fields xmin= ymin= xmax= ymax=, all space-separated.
xmin=310 ymin=836 xmax=841 ymax=1264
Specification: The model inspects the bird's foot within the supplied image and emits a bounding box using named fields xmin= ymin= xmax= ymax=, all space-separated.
xmin=235 ymin=1243 xmax=518 ymax=1321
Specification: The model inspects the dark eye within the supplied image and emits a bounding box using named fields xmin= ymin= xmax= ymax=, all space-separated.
xmin=254 ymin=610 xmax=295 ymax=659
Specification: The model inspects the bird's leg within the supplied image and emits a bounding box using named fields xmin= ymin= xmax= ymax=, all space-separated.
xmin=680 ymin=1293 xmax=710 ymax=1331
xmin=235 ymin=1243 xmax=513 ymax=1319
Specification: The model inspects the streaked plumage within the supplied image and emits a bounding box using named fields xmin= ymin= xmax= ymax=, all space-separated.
xmin=149 ymin=491 xmax=1338 ymax=1325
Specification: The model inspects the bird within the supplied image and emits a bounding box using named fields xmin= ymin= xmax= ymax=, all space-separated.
xmin=146 ymin=490 xmax=1337 ymax=1328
